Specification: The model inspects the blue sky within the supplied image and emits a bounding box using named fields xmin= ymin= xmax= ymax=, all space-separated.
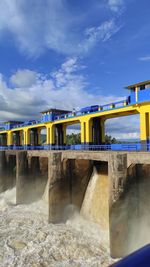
xmin=0 ymin=0 xmax=150 ymax=138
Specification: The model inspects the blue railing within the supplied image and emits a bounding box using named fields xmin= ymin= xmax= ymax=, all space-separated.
xmin=0 ymin=98 xmax=129 ymax=131
xmin=0 ymin=143 xmax=150 ymax=151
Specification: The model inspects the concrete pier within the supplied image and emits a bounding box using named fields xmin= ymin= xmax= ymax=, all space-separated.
xmin=1 ymin=150 xmax=150 ymax=258
xmin=16 ymin=151 xmax=29 ymax=204
xmin=0 ymin=151 xmax=7 ymax=192
xmin=16 ymin=152 xmax=48 ymax=204
xmin=0 ymin=151 xmax=16 ymax=192
xmin=48 ymin=152 xmax=68 ymax=223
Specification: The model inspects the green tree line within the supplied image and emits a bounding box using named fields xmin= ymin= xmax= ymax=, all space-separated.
xmin=66 ymin=133 xmax=117 ymax=145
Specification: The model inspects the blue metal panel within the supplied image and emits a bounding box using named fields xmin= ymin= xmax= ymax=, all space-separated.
xmin=42 ymin=114 xmax=49 ymax=122
xmin=138 ymin=88 xmax=150 ymax=103
xmin=130 ymin=92 xmax=136 ymax=103
xmin=111 ymin=143 xmax=142 ymax=151
xmin=111 ymin=144 xmax=122 ymax=150
xmin=48 ymin=114 xmax=53 ymax=121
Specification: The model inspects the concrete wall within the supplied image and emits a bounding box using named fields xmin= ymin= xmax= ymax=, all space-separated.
xmin=0 ymin=151 xmax=16 ymax=192
xmin=109 ymin=160 xmax=150 ymax=258
xmin=16 ymin=152 xmax=48 ymax=204
xmin=48 ymin=154 xmax=93 ymax=223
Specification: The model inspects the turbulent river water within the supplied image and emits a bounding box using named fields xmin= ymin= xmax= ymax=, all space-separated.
xmin=0 ymin=187 xmax=114 ymax=267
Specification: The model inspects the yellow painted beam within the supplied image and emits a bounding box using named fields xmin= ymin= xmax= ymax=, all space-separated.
xmin=46 ymin=126 xmax=50 ymax=145
xmin=63 ymin=124 xmax=67 ymax=144
xmin=1 ymin=101 xmax=150 ymax=147
xmin=85 ymin=119 xmax=92 ymax=143
xmin=80 ymin=121 xmax=86 ymax=143
xmin=24 ymin=129 xmax=30 ymax=145
xmin=80 ymin=118 xmax=92 ymax=143
xmin=46 ymin=125 xmax=55 ymax=145
xmin=7 ymin=131 xmax=13 ymax=146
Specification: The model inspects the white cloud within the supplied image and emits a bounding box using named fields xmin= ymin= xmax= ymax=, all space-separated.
xmin=82 ymin=19 xmax=121 ymax=52
xmin=108 ymin=0 xmax=124 ymax=12
xmin=139 ymin=56 xmax=150 ymax=62
xmin=0 ymin=0 xmax=122 ymax=56
xmin=10 ymin=69 xmax=37 ymax=87
xmin=0 ymin=58 xmax=121 ymax=121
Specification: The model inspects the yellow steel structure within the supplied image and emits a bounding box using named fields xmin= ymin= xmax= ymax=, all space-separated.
xmin=0 ymin=102 xmax=149 ymax=146
xmin=1 ymin=80 xmax=150 ymax=147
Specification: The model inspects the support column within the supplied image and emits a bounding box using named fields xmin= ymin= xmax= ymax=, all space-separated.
xmin=80 ymin=121 xmax=86 ymax=144
xmin=46 ymin=125 xmax=55 ymax=146
xmin=85 ymin=119 xmax=92 ymax=144
xmin=63 ymin=125 xmax=67 ymax=145
xmin=50 ymin=125 xmax=55 ymax=145
xmin=0 ymin=151 xmax=7 ymax=192
xmin=92 ymin=117 xmax=105 ymax=145
xmin=7 ymin=131 xmax=13 ymax=148
xmin=55 ymin=125 xmax=64 ymax=146
xmin=38 ymin=128 xmax=41 ymax=145
xmin=24 ymin=129 xmax=30 ymax=149
xmin=140 ymin=112 xmax=150 ymax=150
xmin=101 ymin=119 xmax=105 ymax=143
xmin=80 ymin=119 xmax=92 ymax=145
xmin=19 ymin=131 xmax=23 ymax=146
xmin=16 ymin=151 xmax=29 ymax=203
xmin=48 ymin=152 xmax=70 ymax=223
xmin=80 ymin=117 xmax=105 ymax=145
xmin=46 ymin=126 xmax=50 ymax=145
xmin=109 ymin=153 xmax=128 ymax=258
xmin=5 ymin=155 xmax=16 ymax=189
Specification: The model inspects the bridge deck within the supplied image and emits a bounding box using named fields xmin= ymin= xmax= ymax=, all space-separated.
xmin=5 ymin=149 xmax=150 ymax=166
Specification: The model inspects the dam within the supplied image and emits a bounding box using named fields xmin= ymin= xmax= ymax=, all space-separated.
xmin=0 ymin=80 xmax=150 ymax=259
xmin=1 ymin=149 xmax=150 ymax=258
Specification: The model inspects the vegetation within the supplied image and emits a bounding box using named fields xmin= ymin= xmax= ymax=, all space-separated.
xmin=66 ymin=133 xmax=117 ymax=145
xmin=105 ymin=135 xmax=117 ymax=144
xmin=66 ymin=133 xmax=81 ymax=145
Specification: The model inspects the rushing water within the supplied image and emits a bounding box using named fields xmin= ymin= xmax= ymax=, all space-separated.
xmin=0 ymin=187 xmax=114 ymax=267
